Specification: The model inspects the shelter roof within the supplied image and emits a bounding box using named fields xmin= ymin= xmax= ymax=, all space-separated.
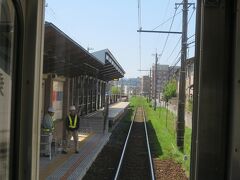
xmin=43 ymin=22 xmax=124 ymax=81
xmin=43 ymin=22 xmax=125 ymax=81
xmin=92 ymin=49 xmax=125 ymax=81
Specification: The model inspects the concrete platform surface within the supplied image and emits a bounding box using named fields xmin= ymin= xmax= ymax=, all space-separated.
xmin=108 ymin=102 xmax=130 ymax=119
xmin=39 ymin=133 xmax=110 ymax=180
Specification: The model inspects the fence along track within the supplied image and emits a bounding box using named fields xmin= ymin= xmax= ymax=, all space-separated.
xmin=114 ymin=107 xmax=155 ymax=180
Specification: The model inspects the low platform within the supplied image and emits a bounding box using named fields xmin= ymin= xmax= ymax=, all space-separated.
xmin=108 ymin=102 xmax=130 ymax=129
xmin=108 ymin=102 xmax=130 ymax=120
xmin=39 ymin=133 xmax=110 ymax=180
xmin=39 ymin=101 xmax=130 ymax=179
xmin=81 ymin=101 xmax=130 ymax=133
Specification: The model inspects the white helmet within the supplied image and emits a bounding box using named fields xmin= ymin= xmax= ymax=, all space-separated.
xmin=48 ymin=107 xmax=55 ymax=113
xmin=69 ymin=105 xmax=76 ymax=111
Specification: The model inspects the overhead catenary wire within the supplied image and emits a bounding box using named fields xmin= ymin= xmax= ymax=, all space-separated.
xmin=45 ymin=2 xmax=56 ymax=20
xmin=151 ymin=11 xmax=182 ymax=31
xmin=163 ymin=0 xmax=171 ymax=18
xmin=138 ymin=0 xmax=142 ymax=72
xmin=138 ymin=0 xmax=142 ymax=29
xmin=188 ymin=34 xmax=195 ymax=40
xmin=151 ymin=4 xmax=182 ymax=92
xmin=149 ymin=1 xmax=183 ymax=94
xmin=170 ymin=50 xmax=181 ymax=68
xmin=165 ymin=36 xmax=181 ymax=63
xmin=137 ymin=1 xmax=195 ymax=77
xmin=188 ymin=44 xmax=195 ymax=49
xmin=156 ymin=50 xmax=181 ymax=88
xmin=158 ymin=7 xmax=179 ymax=60
xmin=188 ymin=5 xmax=196 ymax=23
xmin=188 ymin=41 xmax=195 ymax=46
xmin=139 ymin=32 xmax=142 ymax=72
xmin=157 ymin=2 xmax=196 ymax=93
xmin=166 ymin=6 xmax=196 ymax=66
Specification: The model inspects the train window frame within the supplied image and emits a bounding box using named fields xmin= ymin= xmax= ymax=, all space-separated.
xmin=0 ymin=0 xmax=18 ymax=179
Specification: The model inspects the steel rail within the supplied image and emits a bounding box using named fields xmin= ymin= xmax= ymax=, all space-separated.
xmin=142 ymin=107 xmax=156 ymax=180
xmin=114 ymin=108 xmax=137 ymax=180
xmin=114 ymin=107 xmax=155 ymax=180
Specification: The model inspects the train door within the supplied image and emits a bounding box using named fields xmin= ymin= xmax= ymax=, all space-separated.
xmin=0 ymin=0 xmax=45 ymax=179
xmin=0 ymin=0 xmax=15 ymax=179
xmin=41 ymin=80 xmax=45 ymax=120
xmin=228 ymin=0 xmax=240 ymax=179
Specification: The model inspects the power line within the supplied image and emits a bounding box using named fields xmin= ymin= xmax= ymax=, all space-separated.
xmin=163 ymin=0 xmax=171 ymax=19
xmin=166 ymin=6 xmax=196 ymax=66
xmin=156 ymin=1 xmax=196 ymax=112
xmin=138 ymin=0 xmax=142 ymax=73
xmin=188 ymin=41 xmax=195 ymax=45
xmin=188 ymin=34 xmax=195 ymax=40
xmin=138 ymin=0 xmax=142 ymax=29
xmin=171 ymin=57 xmax=181 ymax=70
xmin=170 ymin=51 xmax=181 ymax=68
xmin=139 ymin=32 xmax=142 ymax=72
xmin=152 ymin=0 xmax=175 ymax=48
xmin=188 ymin=5 xmax=196 ymax=23
xmin=151 ymin=11 xmax=182 ymax=31
xmin=150 ymin=8 xmax=178 ymax=104
xmin=188 ymin=44 xmax=195 ymax=49
xmin=166 ymin=36 xmax=181 ymax=63
xmin=159 ymin=7 xmax=179 ymax=60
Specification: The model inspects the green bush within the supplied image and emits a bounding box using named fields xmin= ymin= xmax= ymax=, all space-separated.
xmin=163 ymin=80 xmax=177 ymax=102
xmin=111 ymin=86 xmax=120 ymax=94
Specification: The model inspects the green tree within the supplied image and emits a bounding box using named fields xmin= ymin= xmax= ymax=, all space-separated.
xmin=111 ymin=86 xmax=120 ymax=95
xmin=163 ymin=80 xmax=177 ymax=102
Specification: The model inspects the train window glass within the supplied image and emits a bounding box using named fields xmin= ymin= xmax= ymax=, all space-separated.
xmin=0 ymin=0 xmax=15 ymax=179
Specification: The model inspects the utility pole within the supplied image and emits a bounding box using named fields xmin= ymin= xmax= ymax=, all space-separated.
xmin=87 ymin=46 xmax=94 ymax=52
xmin=149 ymin=68 xmax=152 ymax=102
xmin=176 ymin=0 xmax=190 ymax=151
xmin=153 ymin=53 xmax=159 ymax=111
xmin=137 ymin=22 xmax=182 ymax=112
xmin=137 ymin=68 xmax=152 ymax=102
xmin=137 ymin=5 xmax=185 ymax=111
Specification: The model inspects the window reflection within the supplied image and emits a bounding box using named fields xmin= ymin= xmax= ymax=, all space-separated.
xmin=0 ymin=0 xmax=15 ymax=179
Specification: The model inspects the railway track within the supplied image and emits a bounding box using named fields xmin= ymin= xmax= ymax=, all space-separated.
xmin=114 ymin=107 xmax=155 ymax=180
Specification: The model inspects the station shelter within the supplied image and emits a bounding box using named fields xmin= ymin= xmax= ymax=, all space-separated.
xmin=42 ymin=22 xmax=125 ymax=144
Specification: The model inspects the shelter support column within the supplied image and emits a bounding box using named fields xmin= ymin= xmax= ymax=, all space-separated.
xmin=100 ymin=82 xmax=103 ymax=108
xmin=69 ymin=77 xmax=74 ymax=106
xmin=94 ymin=78 xmax=98 ymax=111
xmin=79 ymin=76 xmax=84 ymax=114
xmin=62 ymin=78 xmax=70 ymax=139
xmin=96 ymin=79 xmax=99 ymax=110
xmin=84 ymin=76 xmax=88 ymax=114
xmin=86 ymin=76 xmax=89 ymax=114
xmin=44 ymin=74 xmax=53 ymax=113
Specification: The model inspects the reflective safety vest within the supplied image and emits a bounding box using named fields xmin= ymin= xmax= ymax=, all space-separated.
xmin=42 ymin=127 xmax=55 ymax=132
xmin=42 ymin=116 xmax=54 ymax=132
xmin=42 ymin=128 xmax=50 ymax=132
xmin=68 ymin=115 xmax=78 ymax=128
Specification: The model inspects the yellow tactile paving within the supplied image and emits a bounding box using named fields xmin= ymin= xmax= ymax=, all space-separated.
xmin=39 ymin=133 xmax=92 ymax=180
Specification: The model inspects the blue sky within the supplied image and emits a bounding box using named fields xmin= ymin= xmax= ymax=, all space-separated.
xmin=45 ymin=0 xmax=196 ymax=78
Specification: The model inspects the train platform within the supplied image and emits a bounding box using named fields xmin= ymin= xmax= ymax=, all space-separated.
xmin=108 ymin=102 xmax=130 ymax=129
xmin=81 ymin=101 xmax=130 ymax=133
xmin=108 ymin=102 xmax=130 ymax=119
xmin=39 ymin=132 xmax=110 ymax=180
xmin=39 ymin=101 xmax=129 ymax=179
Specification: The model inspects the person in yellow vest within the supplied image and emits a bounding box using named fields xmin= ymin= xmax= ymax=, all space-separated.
xmin=42 ymin=107 xmax=55 ymax=157
xmin=62 ymin=105 xmax=80 ymax=154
